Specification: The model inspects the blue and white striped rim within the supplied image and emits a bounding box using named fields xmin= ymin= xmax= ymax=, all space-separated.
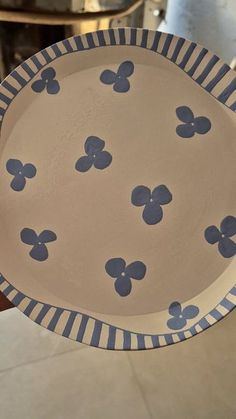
xmin=0 ymin=274 xmax=235 ymax=350
xmin=0 ymin=28 xmax=235 ymax=130
xmin=0 ymin=28 xmax=235 ymax=349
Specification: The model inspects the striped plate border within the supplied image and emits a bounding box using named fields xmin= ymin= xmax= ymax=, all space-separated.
xmin=0 ymin=28 xmax=235 ymax=349
xmin=0 ymin=28 xmax=235 ymax=130
xmin=0 ymin=274 xmax=235 ymax=350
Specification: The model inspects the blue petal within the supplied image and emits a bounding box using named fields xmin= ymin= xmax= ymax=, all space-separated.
xmin=85 ymin=136 xmax=105 ymax=154
xmin=143 ymin=202 xmax=163 ymax=225
xmin=30 ymin=243 xmax=48 ymax=262
xmin=220 ymin=215 xmax=236 ymax=237
xmin=131 ymin=186 xmax=151 ymax=207
xmin=6 ymin=159 xmax=23 ymax=175
xmin=100 ymin=69 xmax=116 ymax=85
xmin=218 ymin=237 xmax=236 ymax=258
xmin=11 ymin=174 xmax=26 ymax=191
xmin=204 ymin=225 xmax=221 ymax=244
xmin=41 ymin=67 xmax=56 ymax=80
xmin=38 ymin=230 xmax=57 ymax=243
xmin=167 ymin=316 xmax=186 ymax=330
xmin=75 ymin=155 xmax=94 ymax=172
xmin=46 ymin=79 xmax=60 ymax=95
xmin=105 ymin=258 xmax=126 ymax=278
xmin=152 ymin=185 xmax=172 ymax=205
xmin=114 ymin=276 xmax=132 ymax=297
xmin=22 ymin=163 xmax=36 ymax=178
xmin=194 ymin=116 xmax=211 ymax=134
xmin=114 ymin=78 xmax=130 ymax=93
xmin=176 ymin=123 xmax=195 ymax=138
xmin=94 ymin=151 xmax=112 ymax=170
xmin=176 ymin=106 xmax=194 ymax=123
xmin=21 ymin=228 xmax=38 ymax=245
xmin=182 ymin=304 xmax=199 ymax=320
xmin=168 ymin=301 xmax=182 ymax=316
xmin=117 ymin=61 xmax=134 ymax=77
xmin=126 ymin=261 xmax=146 ymax=280
xmin=31 ymin=79 xmax=45 ymax=93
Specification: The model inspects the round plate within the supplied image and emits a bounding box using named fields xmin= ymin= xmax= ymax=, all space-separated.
xmin=0 ymin=29 xmax=235 ymax=350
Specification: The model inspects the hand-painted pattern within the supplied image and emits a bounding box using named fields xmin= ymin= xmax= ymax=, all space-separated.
xmin=100 ymin=61 xmax=134 ymax=93
xmin=0 ymin=29 xmax=235 ymax=350
xmin=131 ymin=185 xmax=172 ymax=225
xmin=167 ymin=301 xmax=199 ymax=330
xmin=31 ymin=67 xmax=60 ymax=95
xmin=176 ymin=106 xmax=211 ymax=138
xmin=205 ymin=215 xmax=236 ymax=258
xmin=105 ymin=257 xmax=146 ymax=296
xmin=75 ymin=136 xmax=112 ymax=172
xmin=6 ymin=159 xmax=36 ymax=191
xmin=21 ymin=228 xmax=57 ymax=262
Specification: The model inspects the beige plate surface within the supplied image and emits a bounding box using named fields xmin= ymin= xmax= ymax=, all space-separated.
xmin=0 ymin=28 xmax=235 ymax=350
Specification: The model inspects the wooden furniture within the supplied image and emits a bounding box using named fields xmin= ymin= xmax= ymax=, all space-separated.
xmin=0 ymin=291 xmax=13 ymax=311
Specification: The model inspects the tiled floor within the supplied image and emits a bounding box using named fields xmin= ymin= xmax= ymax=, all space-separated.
xmin=128 ymin=311 xmax=236 ymax=419
xmin=0 ymin=308 xmax=236 ymax=419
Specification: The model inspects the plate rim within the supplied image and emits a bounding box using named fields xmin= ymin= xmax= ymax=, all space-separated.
xmin=0 ymin=274 xmax=235 ymax=350
xmin=0 ymin=27 xmax=235 ymax=350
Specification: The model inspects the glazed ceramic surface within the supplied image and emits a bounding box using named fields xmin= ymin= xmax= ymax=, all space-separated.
xmin=0 ymin=28 xmax=235 ymax=350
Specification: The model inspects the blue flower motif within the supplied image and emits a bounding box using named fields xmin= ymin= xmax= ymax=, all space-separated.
xmin=6 ymin=159 xmax=36 ymax=191
xmin=31 ymin=67 xmax=60 ymax=95
xmin=100 ymin=61 xmax=134 ymax=93
xmin=204 ymin=215 xmax=236 ymax=258
xmin=167 ymin=301 xmax=199 ymax=330
xmin=75 ymin=136 xmax=112 ymax=172
xmin=176 ymin=106 xmax=211 ymax=138
xmin=131 ymin=185 xmax=172 ymax=225
xmin=105 ymin=257 xmax=146 ymax=297
xmin=21 ymin=228 xmax=57 ymax=262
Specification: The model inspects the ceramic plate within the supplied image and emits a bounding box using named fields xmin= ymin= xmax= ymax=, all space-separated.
xmin=0 ymin=28 xmax=235 ymax=350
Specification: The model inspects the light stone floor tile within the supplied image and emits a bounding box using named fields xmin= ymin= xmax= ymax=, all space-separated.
xmin=0 ymin=348 xmax=150 ymax=419
xmin=0 ymin=308 xmax=83 ymax=371
xmin=128 ymin=310 xmax=236 ymax=419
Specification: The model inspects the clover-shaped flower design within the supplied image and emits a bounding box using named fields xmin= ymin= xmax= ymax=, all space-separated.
xmin=204 ymin=215 xmax=236 ymax=258
xmin=131 ymin=184 xmax=172 ymax=225
xmin=176 ymin=106 xmax=211 ymax=138
xmin=6 ymin=159 xmax=36 ymax=191
xmin=31 ymin=67 xmax=60 ymax=95
xmin=167 ymin=301 xmax=199 ymax=330
xmin=21 ymin=228 xmax=57 ymax=262
xmin=75 ymin=136 xmax=112 ymax=172
xmin=100 ymin=61 xmax=134 ymax=93
xmin=105 ymin=258 xmax=146 ymax=297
